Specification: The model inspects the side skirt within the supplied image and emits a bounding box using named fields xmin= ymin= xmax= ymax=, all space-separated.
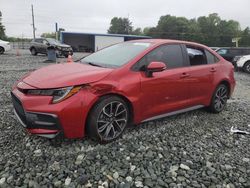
xmin=142 ymin=105 xmax=205 ymax=123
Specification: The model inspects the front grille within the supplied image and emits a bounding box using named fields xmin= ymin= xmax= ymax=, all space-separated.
xmin=11 ymin=92 xmax=27 ymax=124
xmin=63 ymin=48 xmax=71 ymax=51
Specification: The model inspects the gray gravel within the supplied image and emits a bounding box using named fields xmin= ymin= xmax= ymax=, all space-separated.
xmin=0 ymin=50 xmax=250 ymax=188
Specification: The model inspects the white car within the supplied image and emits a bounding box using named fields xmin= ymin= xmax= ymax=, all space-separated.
xmin=0 ymin=39 xmax=11 ymax=54
xmin=236 ymin=55 xmax=250 ymax=73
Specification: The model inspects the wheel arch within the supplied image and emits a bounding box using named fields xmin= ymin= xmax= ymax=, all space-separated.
xmin=216 ymin=80 xmax=231 ymax=97
xmin=244 ymin=60 xmax=250 ymax=65
xmin=0 ymin=46 xmax=5 ymax=53
xmin=243 ymin=60 xmax=250 ymax=72
xmin=85 ymin=93 xmax=135 ymax=132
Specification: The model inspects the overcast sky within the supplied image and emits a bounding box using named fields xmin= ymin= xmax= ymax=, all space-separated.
xmin=1 ymin=0 xmax=250 ymax=38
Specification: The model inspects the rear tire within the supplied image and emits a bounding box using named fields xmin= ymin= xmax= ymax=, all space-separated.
xmin=30 ymin=48 xmax=37 ymax=56
xmin=86 ymin=96 xmax=129 ymax=143
xmin=243 ymin=61 xmax=250 ymax=74
xmin=209 ymin=84 xmax=229 ymax=113
xmin=0 ymin=47 xmax=4 ymax=54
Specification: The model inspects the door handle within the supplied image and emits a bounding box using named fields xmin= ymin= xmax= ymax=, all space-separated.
xmin=180 ymin=72 xmax=190 ymax=78
xmin=210 ymin=67 xmax=217 ymax=72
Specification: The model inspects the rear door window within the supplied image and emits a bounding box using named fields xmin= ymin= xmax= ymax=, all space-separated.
xmin=186 ymin=46 xmax=207 ymax=66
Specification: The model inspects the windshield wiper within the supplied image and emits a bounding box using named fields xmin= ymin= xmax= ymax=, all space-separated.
xmin=86 ymin=62 xmax=104 ymax=67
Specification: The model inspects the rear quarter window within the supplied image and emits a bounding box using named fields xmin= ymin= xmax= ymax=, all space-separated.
xmin=205 ymin=50 xmax=220 ymax=64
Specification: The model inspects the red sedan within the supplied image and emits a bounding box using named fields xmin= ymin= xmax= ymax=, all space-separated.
xmin=11 ymin=39 xmax=235 ymax=143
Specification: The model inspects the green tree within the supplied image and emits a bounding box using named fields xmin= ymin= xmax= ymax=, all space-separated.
xmin=197 ymin=13 xmax=221 ymax=45
xmin=240 ymin=27 xmax=250 ymax=47
xmin=108 ymin=17 xmax=133 ymax=34
xmin=156 ymin=15 xmax=190 ymax=40
xmin=0 ymin=11 xmax=6 ymax=39
xmin=144 ymin=13 xmax=247 ymax=47
xmin=41 ymin=32 xmax=56 ymax=38
xmin=41 ymin=28 xmax=65 ymax=39
xmin=131 ymin=27 xmax=142 ymax=35
xmin=197 ymin=13 xmax=240 ymax=46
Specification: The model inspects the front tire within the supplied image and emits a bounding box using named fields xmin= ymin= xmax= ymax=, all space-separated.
xmin=86 ymin=96 xmax=129 ymax=143
xmin=209 ymin=84 xmax=229 ymax=113
xmin=30 ymin=48 xmax=37 ymax=56
xmin=243 ymin=61 xmax=250 ymax=74
xmin=0 ymin=47 xmax=4 ymax=54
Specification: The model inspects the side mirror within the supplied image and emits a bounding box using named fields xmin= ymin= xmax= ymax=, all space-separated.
xmin=146 ymin=61 xmax=166 ymax=77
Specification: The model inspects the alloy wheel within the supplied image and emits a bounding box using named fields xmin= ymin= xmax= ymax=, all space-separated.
xmin=97 ymin=101 xmax=128 ymax=141
xmin=214 ymin=86 xmax=228 ymax=111
xmin=245 ymin=63 xmax=250 ymax=73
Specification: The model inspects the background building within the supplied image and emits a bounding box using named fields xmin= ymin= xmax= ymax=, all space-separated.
xmin=60 ymin=32 xmax=151 ymax=52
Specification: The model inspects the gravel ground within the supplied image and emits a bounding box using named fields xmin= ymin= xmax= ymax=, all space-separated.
xmin=0 ymin=50 xmax=250 ymax=188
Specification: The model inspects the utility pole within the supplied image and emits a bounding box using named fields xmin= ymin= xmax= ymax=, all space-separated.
xmin=31 ymin=4 xmax=36 ymax=39
xmin=55 ymin=22 xmax=58 ymax=40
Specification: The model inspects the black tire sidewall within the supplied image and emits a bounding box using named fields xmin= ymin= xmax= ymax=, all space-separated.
xmin=31 ymin=48 xmax=37 ymax=55
xmin=0 ymin=47 xmax=4 ymax=54
xmin=209 ymin=84 xmax=228 ymax=113
xmin=86 ymin=96 xmax=129 ymax=143
xmin=243 ymin=61 xmax=250 ymax=73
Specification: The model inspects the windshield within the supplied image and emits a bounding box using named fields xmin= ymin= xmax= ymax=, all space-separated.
xmin=46 ymin=38 xmax=62 ymax=45
xmin=81 ymin=42 xmax=151 ymax=68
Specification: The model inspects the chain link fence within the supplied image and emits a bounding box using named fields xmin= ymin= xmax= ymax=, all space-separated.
xmin=10 ymin=42 xmax=30 ymax=49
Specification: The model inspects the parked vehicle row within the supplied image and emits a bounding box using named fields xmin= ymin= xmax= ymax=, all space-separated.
xmin=236 ymin=55 xmax=250 ymax=73
xmin=11 ymin=39 xmax=235 ymax=143
xmin=29 ymin=38 xmax=73 ymax=58
xmin=216 ymin=47 xmax=250 ymax=62
xmin=0 ymin=39 xmax=11 ymax=54
xmin=210 ymin=47 xmax=250 ymax=73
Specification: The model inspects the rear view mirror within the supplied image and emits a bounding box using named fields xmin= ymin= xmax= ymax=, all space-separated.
xmin=146 ymin=61 xmax=166 ymax=77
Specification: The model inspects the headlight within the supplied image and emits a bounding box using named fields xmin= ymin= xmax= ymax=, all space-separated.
xmin=56 ymin=46 xmax=62 ymax=50
xmin=240 ymin=56 xmax=246 ymax=61
xmin=27 ymin=86 xmax=82 ymax=103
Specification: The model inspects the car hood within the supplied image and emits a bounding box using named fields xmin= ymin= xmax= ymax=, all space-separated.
xmin=0 ymin=40 xmax=9 ymax=44
xmin=22 ymin=63 xmax=113 ymax=89
xmin=57 ymin=44 xmax=71 ymax=48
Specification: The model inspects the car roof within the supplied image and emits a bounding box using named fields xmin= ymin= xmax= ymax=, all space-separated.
xmin=129 ymin=38 xmax=202 ymax=45
xmin=128 ymin=39 xmax=209 ymax=49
